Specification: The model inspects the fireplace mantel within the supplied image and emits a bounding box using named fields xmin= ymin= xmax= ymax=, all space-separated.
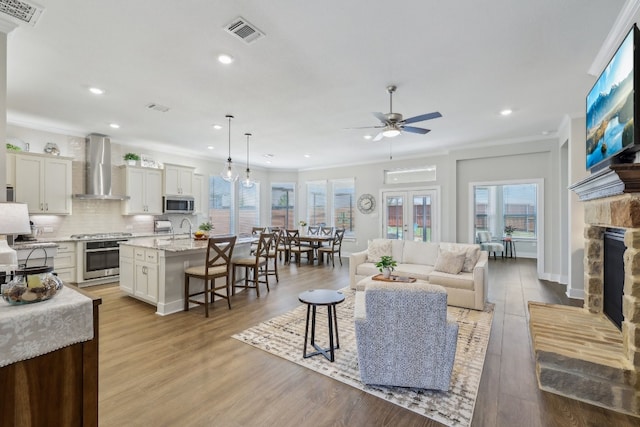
xmin=570 ymin=163 xmax=640 ymax=201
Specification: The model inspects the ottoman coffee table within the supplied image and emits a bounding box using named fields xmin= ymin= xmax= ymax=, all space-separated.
xmin=298 ymin=289 xmax=345 ymax=362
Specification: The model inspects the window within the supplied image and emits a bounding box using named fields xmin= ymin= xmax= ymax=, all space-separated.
xmin=209 ymin=176 xmax=232 ymax=234
xmin=301 ymin=178 xmax=355 ymax=236
xmin=271 ymin=183 xmax=295 ymax=229
xmin=503 ymin=184 xmax=537 ymax=238
xmin=332 ymin=179 xmax=355 ymax=234
xmin=306 ymin=181 xmax=327 ymax=226
xmin=237 ymin=182 xmax=260 ymax=235
xmin=473 ymin=184 xmax=537 ymax=239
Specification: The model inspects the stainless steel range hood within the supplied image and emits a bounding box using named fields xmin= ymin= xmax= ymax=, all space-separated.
xmin=73 ymin=134 xmax=129 ymax=200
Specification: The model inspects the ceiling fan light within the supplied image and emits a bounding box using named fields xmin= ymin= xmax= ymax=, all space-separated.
xmin=382 ymin=128 xmax=401 ymax=138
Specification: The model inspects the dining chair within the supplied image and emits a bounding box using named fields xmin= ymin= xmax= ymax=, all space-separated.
xmin=266 ymin=229 xmax=282 ymax=282
xmin=250 ymin=226 xmax=264 ymax=254
xmin=307 ymin=225 xmax=320 ymax=235
xmin=286 ymin=229 xmax=314 ymax=265
xmin=320 ymin=226 xmax=333 ymax=236
xmin=232 ymin=232 xmax=274 ymax=297
xmin=318 ymin=228 xmax=345 ymax=267
xmin=275 ymin=228 xmax=288 ymax=262
xmin=183 ymin=235 xmax=237 ymax=317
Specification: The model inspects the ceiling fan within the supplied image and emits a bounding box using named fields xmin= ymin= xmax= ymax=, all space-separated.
xmin=354 ymin=85 xmax=442 ymax=141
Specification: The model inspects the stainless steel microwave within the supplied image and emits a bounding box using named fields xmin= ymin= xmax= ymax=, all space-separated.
xmin=163 ymin=195 xmax=195 ymax=214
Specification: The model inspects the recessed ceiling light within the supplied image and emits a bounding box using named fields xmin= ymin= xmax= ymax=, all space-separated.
xmin=304 ymin=154 xmax=311 ymax=158
xmin=263 ymin=153 xmax=274 ymax=158
xmin=541 ymin=130 xmax=556 ymax=136
xmin=109 ymin=123 xmax=120 ymax=129
xmin=212 ymin=124 xmax=222 ymax=130
xmin=500 ymin=109 xmax=513 ymax=116
xmin=218 ymin=54 xmax=234 ymax=64
xmin=265 ymin=160 xmax=272 ymax=164
xmin=89 ymin=87 xmax=104 ymax=95
xmin=363 ymin=135 xmax=372 ymax=140
xmin=207 ymin=146 xmax=214 ymax=150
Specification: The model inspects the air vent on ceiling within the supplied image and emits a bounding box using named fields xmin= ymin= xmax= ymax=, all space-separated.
xmin=0 ymin=0 xmax=44 ymax=26
xmin=224 ymin=16 xmax=265 ymax=44
xmin=146 ymin=103 xmax=170 ymax=113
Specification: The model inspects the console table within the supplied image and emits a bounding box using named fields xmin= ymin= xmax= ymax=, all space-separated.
xmin=0 ymin=286 xmax=101 ymax=426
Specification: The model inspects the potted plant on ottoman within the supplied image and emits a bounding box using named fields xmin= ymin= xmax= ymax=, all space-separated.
xmin=375 ymin=255 xmax=397 ymax=279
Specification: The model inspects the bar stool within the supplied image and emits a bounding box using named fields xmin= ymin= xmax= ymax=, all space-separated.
xmin=184 ymin=236 xmax=237 ymax=317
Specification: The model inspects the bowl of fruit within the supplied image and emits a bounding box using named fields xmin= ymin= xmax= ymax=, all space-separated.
xmin=193 ymin=230 xmax=208 ymax=240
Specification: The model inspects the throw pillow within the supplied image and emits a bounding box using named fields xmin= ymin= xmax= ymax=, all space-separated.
xmin=367 ymin=239 xmax=392 ymax=263
xmin=461 ymin=246 xmax=481 ymax=272
xmin=433 ymin=250 xmax=466 ymax=275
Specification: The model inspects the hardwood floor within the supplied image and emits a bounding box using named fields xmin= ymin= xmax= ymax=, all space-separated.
xmin=90 ymin=258 xmax=639 ymax=426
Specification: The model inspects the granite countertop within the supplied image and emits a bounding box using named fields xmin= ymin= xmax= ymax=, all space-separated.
xmin=121 ymin=235 xmax=255 ymax=253
xmin=11 ymin=241 xmax=59 ymax=250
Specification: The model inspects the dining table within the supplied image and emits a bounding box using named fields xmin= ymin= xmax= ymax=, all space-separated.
xmin=297 ymin=234 xmax=333 ymax=264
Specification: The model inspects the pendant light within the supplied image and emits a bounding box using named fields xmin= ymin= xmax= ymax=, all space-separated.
xmin=242 ymin=132 xmax=254 ymax=188
xmin=221 ymin=114 xmax=239 ymax=182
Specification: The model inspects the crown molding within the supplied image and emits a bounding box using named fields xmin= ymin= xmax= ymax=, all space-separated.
xmin=588 ymin=0 xmax=640 ymax=76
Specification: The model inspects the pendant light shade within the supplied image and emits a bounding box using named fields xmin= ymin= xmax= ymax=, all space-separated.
xmin=242 ymin=132 xmax=254 ymax=188
xmin=221 ymin=114 xmax=239 ymax=182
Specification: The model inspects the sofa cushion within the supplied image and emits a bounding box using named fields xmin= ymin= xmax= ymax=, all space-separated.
xmin=402 ymin=241 xmax=439 ymax=265
xmin=440 ymin=243 xmax=481 ymax=273
xmin=429 ymin=270 xmax=475 ymax=291
xmin=366 ymin=239 xmax=392 ymax=263
xmin=433 ymin=250 xmax=466 ymax=274
xmin=394 ymin=264 xmax=432 ymax=281
xmin=390 ymin=240 xmax=404 ymax=262
xmin=356 ymin=262 xmax=380 ymax=278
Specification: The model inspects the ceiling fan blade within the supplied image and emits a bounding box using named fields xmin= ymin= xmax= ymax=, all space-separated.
xmin=344 ymin=125 xmax=385 ymax=130
xmin=401 ymin=111 xmax=442 ymax=125
xmin=372 ymin=112 xmax=388 ymax=124
xmin=402 ymin=126 xmax=431 ymax=135
xmin=372 ymin=132 xmax=384 ymax=141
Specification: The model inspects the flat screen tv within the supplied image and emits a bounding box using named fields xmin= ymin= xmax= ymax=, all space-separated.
xmin=586 ymin=25 xmax=639 ymax=171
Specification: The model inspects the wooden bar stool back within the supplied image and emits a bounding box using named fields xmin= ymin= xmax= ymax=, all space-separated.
xmin=232 ymin=232 xmax=274 ymax=297
xmin=184 ymin=235 xmax=237 ymax=317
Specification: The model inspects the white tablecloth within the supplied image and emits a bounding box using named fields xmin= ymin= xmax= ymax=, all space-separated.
xmin=0 ymin=285 xmax=94 ymax=367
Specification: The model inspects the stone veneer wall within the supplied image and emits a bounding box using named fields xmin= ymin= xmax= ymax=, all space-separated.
xmin=583 ymin=194 xmax=640 ymax=369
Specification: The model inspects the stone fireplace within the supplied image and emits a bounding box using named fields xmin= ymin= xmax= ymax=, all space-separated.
xmin=528 ymin=164 xmax=640 ymax=417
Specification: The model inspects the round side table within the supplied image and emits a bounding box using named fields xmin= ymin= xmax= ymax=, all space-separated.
xmin=298 ymin=289 xmax=345 ymax=362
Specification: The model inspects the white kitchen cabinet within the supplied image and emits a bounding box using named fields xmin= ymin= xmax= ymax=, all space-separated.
xmin=119 ymin=245 xmax=159 ymax=304
xmin=192 ymin=173 xmax=206 ymax=215
xmin=121 ymin=166 xmax=163 ymax=215
xmin=164 ymin=163 xmax=194 ymax=195
xmin=6 ymin=152 xmax=15 ymax=187
xmin=53 ymin=241 xmax=77 ymax=283
xmin=15 ymin=153 xmax=72 ymax=214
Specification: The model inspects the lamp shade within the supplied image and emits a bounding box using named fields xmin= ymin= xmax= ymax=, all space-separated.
xmin=0 ymin=203 xmax=31 ymax=235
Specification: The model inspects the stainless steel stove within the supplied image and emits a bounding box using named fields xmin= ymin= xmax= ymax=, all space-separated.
xmin=70 ymin=232 xmax=133 ymax=280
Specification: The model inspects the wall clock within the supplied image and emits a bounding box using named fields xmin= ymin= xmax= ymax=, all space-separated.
xmin=357 ymin=193 xmax=376 ymax=214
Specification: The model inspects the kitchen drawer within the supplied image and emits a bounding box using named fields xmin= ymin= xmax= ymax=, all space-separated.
xmin=54 ymin=252 xmax=75 ymax=269
xmin=144 ymin=250 xmax=158 ymax=263
xmin=55 ymin=268 xmax=75 ymax=283
xmin=56 ymin=242 xmax=76 ymax=253
xmin=134 ymin=248 xmax=146 ymax=261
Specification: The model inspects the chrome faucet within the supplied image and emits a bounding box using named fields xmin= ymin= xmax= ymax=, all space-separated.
xmin=180 ymin=217 xmax=193 ymax=237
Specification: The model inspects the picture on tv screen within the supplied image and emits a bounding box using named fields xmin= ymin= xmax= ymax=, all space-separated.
xmin=586 ymin=27 xmax=636 ymax=170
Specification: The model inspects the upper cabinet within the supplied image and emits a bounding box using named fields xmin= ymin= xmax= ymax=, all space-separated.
xmin=163 ymin=163 xmax=194 ymax=196
xmin=192 ymin=173 xmax=206 ymax=215
xmin=15 ymin=153 xmax=72 ymax=214
xmin=121 ymin=166 xmax=163 ymax=215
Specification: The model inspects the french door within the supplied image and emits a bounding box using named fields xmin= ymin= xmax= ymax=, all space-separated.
xmin=382 ymin=189 xmax=439 ymax=242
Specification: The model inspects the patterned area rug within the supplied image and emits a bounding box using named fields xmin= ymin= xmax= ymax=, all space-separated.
xmin=232 ymin=288 xmax=494 ymax=427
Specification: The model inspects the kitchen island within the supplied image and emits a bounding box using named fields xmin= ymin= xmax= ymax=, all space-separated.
xmin=119 ymin=236 xmax=254 ymax=315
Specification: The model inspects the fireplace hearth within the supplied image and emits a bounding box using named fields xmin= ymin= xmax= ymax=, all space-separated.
xmin=527 ymin=164 xmax=640 ymax=417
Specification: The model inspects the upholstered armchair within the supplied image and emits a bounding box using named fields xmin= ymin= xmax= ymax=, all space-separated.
xmin=477 ymin=230 xmax=504 ymax=260
xmin=354 ymin=281 xmax=458 ymax=391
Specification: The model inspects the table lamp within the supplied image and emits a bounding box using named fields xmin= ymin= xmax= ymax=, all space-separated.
xmin=0 ymin=203 xmax=31 ymax=271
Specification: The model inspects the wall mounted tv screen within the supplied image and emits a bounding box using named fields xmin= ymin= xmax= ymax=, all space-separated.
xmin=586 ymin=25 xmax=638 ymax=171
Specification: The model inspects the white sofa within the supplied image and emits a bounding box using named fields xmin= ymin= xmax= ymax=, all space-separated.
xmin=349 ymin=239 xmax=488 ymax=310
